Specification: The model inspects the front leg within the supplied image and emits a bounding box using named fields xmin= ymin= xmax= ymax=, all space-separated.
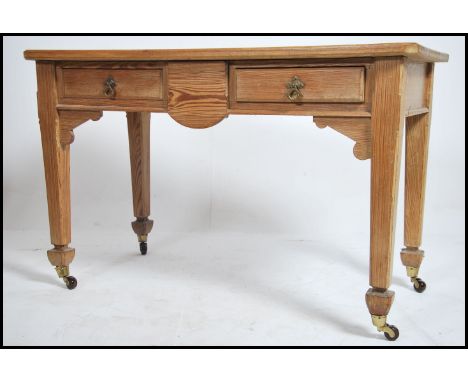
xmin=36 ymin=62 xmax=76 ymax=289
xmin=366 ymin=58 xmax=407 ymax=340
xmin=127 ymin=112 xmax=154 ymax=255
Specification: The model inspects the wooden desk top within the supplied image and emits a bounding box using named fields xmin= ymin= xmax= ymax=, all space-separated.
xmin=24 ymin=43 xmax=449 ymax=63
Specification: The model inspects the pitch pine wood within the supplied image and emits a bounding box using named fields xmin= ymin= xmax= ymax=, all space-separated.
xmin=47 ymin=246 xmax=75 ymax=267
xmin=60 ymin=68 xmax=163 ymax=100
xmin=63 ymin=103 xmax=369 ymax=116
xmin=406 ymin=108 xmax=430 ymax=117
xmin=167 ymin=62 xmax=227 ymax=129
xmin=400 ymin=248 xmax=425 ymax=268
xmin=131 ymin=218 xmax=154 ymax=236
xmin=127 ymin=112 xmax=151 ymax=218
xmin=56 ymin=62 xmax=167 ymax=111
xmin=57 ymin=100 xmax=167 ymax=112
xmin=59 ymin=110 xmax=103 ymax=145
xmin=235 ymin=66 xmax=365 ymax=103
xmin=229 ymin=61 xmax=373 ymax=117
xmin=365 ymin=289 xmax=395 ymax=316
xmin=27 ymin=45 xmax=448 ymax=336
xmin=228 ymin=103 xmax=371 ymax=117
xmin=404 ymin=114 xmax=432 ymax=248
xmin=23 ymin=43 xmax=449 ymax=62
xmin=404 ymin=64 xmax=435 ymax=249
xmin=369 ymin=58 xmax=407 ymax=290
xmin=406 ymin=63 xmax=432 ymax=113
xmin=36 ymin=62 xmax=72 ymax=246
xmin=314 ymin=117 xmax=371 ymax=160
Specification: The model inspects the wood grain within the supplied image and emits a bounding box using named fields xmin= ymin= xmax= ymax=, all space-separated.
xmin=369 ymin=58 xmax=407 ymax=289
xmin=23 ymin=43 xmax=449 ymax=62
xmin=47 ymin=246 xmax=75 ymax=267
xmin=314 ymin=117 xmax=371 ymax=160
xmin=167 ymin=62 xmax=227 ymax=129
xmin=365 ymin=289 xmax=395 ymax=316
xmin=60 ymin=68 xmax=163 ymax=100
xmin=229 ymin=58 xmax=374 ymax=67
xmin=400 ymin=248 xmax=425 ymax=268
xmin=127 ymin=112 xmax=151 ymax=218
xmin=57 ymin=100 xmax=167 ymax=112
xmin=406 ymin=107 xmax=430 ymax=117
xmin=235 ymin=67 xmax=365 ymax=103
xmin=131 ymin=218 xmax=154 ymax=236
xmin=27 ymin=44 xmax=447 ymax=326
xmin=404 ymin=64 xmax=435 ymax=248
xmin=406 ymin=63 xmax=431 ymax=112
xmin=404 ymin=116 xmax=431 ymax=248
xmin=229 ymin=61 xmax=373 ymax=115
xmin=59 ymin=110 xmax=103 ymax=145
xmin=36 ymin=62 xmax=72 ymax=246
xmin=228 ymin=104 xmax=371 ymax=117
xmin=58 ymin=62 xmax=165 ymax=70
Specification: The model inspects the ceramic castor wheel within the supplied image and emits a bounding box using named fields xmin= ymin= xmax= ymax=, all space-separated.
xmin=64 ymin=275 xmax=77 ymax=290
xmin=412 ymin=277 xmax=426 ymax=293
xmin=383 ymin=324 xmax=399 ymax=341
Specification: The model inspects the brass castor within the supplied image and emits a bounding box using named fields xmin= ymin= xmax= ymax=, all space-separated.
xmin=371 ymin=315 xmax=400 ymax=341
xmin=55 ymin=266 xmax=77 ymax=290
xmin=412 ymin=277 xmax=427 ymax=293
xmin=137 ymin=235 xmax=148 ymax=255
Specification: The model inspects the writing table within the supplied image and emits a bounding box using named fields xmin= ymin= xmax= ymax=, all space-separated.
xmin=24 ymin=43 xmax=449 ymax=340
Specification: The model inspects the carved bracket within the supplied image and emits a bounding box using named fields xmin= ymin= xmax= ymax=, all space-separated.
xmin=59 ymin=110 xmax=103 ymax=146
xmin=313 ymin=117 xmax=372 ymax=160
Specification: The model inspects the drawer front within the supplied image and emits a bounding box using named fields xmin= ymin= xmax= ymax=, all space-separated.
xmin=59 ymin=67 xmax=164 ymax=100
xmin=233 ymin=66 xmax=365 ymax=103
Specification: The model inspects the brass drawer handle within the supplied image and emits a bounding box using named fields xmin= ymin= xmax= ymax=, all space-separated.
xmin=287 ymin=76 xmax=305 ymax=102
xmin=104 ymin=76 xmax=116 ymax=98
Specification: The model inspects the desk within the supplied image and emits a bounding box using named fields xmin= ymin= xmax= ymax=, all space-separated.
xmin=24 ymin=43 xmax=449 ymax=341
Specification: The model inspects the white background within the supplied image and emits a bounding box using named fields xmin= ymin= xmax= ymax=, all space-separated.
xmin=3 ymin=36 xmax=465 ymax=346
xmin=1 ymin=1 xmax=468 ymax=33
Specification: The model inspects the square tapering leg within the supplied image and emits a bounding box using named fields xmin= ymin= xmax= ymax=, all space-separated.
xmin=401 ymin=64 xmax=435 ymax=293
xmin=37 ymin=62 xmax=77 ymax=289
xmin=366 ymin=58 xmax=407 ymax=340
xmin=127 ymin=112 xmax=154 ymax=255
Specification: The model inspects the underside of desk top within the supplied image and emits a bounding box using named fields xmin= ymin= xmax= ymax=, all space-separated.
xmin=24 ymin=43 xmax=449 ymax=63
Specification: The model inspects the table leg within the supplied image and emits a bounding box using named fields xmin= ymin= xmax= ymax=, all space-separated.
xmin=400 ymin=113 xmax=431 ymax=292
xmin=401 ymin=65 xmax=434 ymax=293
xmin=127 ymin=112 xmax=154 ymax=255
xmin=36 ymin=62 xmax=77 ymax=289
xmin=366 ymin=58 xmax=407 ymax=340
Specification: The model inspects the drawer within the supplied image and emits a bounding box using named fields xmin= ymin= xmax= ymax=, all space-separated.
xmin=232 ymin=66 xmax=365 ymax=103
xmin=58 ymin=64 xmax=164 ymax=101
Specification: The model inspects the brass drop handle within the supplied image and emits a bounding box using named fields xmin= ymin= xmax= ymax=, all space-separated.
xmin=104 ymin=76 xmax=116 ymax=98
xmin=286 ymin=76 xmax=305 ymax=102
